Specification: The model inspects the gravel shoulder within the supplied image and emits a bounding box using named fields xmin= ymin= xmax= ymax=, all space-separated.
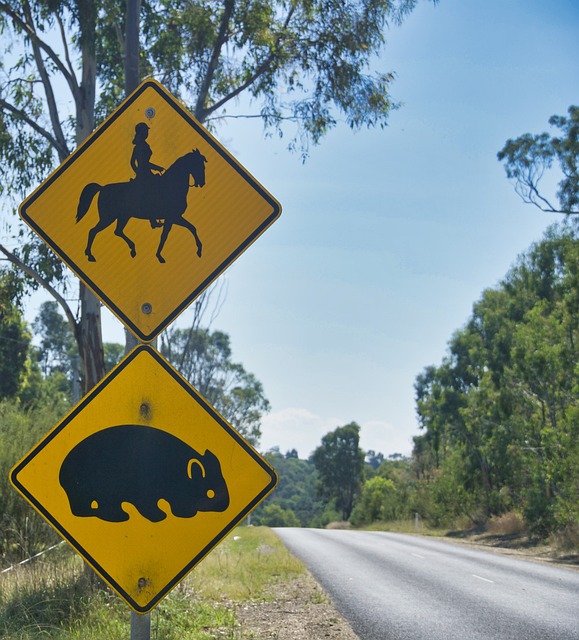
xmin=236 ymin=570 xmax=360 ymax=639
xmin=440 ymin=531 xmax=579 ymax=570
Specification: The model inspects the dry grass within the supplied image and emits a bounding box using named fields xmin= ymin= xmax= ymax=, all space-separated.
xmin=324 ymin=521 xmax=352 ymax=530
xmin=186 ymin=526 xmax=305 ymax=602
xmin=487 ymin=511 xmax=526 ymax=536
xmin=551 ymin=523 xmax=579 ymax=552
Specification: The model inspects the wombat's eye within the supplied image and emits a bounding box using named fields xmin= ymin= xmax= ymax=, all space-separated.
xmin=206 ymin=489 xmax=215 ymax=499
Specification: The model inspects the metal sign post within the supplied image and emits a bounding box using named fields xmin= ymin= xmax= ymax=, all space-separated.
xmin=129 ymin=335 xmax=155 ymax=640
xmin=131 ymin=612 xmax=151 ymax=640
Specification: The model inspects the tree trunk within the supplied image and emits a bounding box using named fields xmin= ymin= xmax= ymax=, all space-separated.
xmin=75 ymin=11 xmax=104 ymax=592
xmin=125 ymin=0 xmax=141 ymax=95
xmin=72 ymin=3 xmax=103 ymax=396
xmin=76 ymin=283 xmax=105 ymax=394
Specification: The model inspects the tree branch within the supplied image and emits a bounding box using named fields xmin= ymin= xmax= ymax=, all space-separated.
xmin=0 ymin=242 xmax=78 ymax=333
xmin=202 ymin=54 xmax=277 ymax=120
xmin=0 ymin=1 xmax=77 ymax=95
xmin=205 ymin=112 xmax=298 ymax=122
xmin=194 ymin=0 xmax=235 ymax=121
xmin=56 ymin=11 xmax=80 ymax=95
xmin=0 ymin=97 xmax=68 ymax=158
xmin=22 ymin=0 xmax=69 ymax=163
xmin=517 ymin=177 xmax=576 ymax=215
xmin=198 ymin=5 xmax=296 ymax=122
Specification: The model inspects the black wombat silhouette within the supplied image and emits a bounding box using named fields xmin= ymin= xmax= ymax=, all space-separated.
xmin=59 ymin=424 xmax=229 ymax=523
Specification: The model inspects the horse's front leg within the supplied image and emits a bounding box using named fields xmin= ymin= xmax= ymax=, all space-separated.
xmin=86 ymin=218 xmax=114 ymax=262
xmin=114 ymin=217 xmax=136 ymax=258
xmin=156 ymin=221 xmax=173 ymax=263
xmin=175 ymin=217 xmax=202 ymax=258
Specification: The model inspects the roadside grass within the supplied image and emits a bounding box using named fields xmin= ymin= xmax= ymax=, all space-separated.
xmin=186 ymin=525 xmax=304 ymax=602
xmin=0 ymin=526 xmax=304 ymax=639
xmin=361 ymin=519 xmax=449 ymax=537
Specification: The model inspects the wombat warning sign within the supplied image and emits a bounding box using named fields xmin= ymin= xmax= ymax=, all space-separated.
xmin=9 ymin=345 xmax=278 ymax=614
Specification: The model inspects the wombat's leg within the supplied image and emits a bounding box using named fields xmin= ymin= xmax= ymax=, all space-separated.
xmin=96 ymin=502 xmax=130 ymax=522
xmin=170 ymin=502 xmax=198 ymax=519
xmin=68 ymin=501 xmax=95 ymax=517
xmin=135 ymin=500 xmax=167 ymax=523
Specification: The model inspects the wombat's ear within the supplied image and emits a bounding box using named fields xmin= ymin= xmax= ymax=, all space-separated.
xmin=187 ymin=458 xmax=206 ymax=479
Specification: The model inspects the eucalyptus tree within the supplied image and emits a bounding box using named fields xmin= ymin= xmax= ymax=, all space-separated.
xmin=413 ymin=224 xmax=579 ymax=536
xmin=0 ymin=271 xmax=30 ymax=400
xmin=32 ymin=300 xmax=77 ymax=379
xmin=0 ymin=0 xmax=435 ymax=394
xmin=312 ymin=421 xmax=365 ymax=521
xmin=160 ymin=325 xmax=269 ymax=444
xmin=498 ymin=105 xmax=579 ymax=216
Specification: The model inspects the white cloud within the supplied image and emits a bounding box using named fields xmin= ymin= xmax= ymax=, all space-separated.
xmin=259 ymin=409 xmax=414 ymax=459
xmin=358 ymin=420 xmax=414 ymax=458
xmin=259 ymin=408 xmax=343 ymax=458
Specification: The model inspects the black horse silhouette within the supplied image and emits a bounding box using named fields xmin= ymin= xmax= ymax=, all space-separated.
xmin=76 ymin=149 xmax=207 ymax=263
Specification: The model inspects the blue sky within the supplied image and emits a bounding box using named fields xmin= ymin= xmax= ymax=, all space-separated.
xmin=29 ymin=0 xmax=579 ymax=458
xmin=209 ymin=0 xmax=579 ymax=458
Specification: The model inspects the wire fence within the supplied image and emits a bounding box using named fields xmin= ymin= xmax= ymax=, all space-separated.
xmin=0 ymin=540 xmax=65 ymax=576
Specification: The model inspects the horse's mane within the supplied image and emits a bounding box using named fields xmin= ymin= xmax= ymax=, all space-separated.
xmin=165 ymin=150 xmax=204 ymax=178
xmin=168 ymin=152 xmax=192 ymax=173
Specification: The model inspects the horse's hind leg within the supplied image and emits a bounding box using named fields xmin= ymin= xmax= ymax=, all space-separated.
xmin=114 ymin=217 xmax=136 ymax=258
xmin=156 ymin=221 xmax=173 ymax=263
xmin=175 ymin=218 xmax=202 ymax=258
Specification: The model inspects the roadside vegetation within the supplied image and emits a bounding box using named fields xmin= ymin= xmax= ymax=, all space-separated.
xmin=1 ymin=225 xmax=577 ymax=578
xmin=0 ymin=526 xmax=304 ymax=639
xmin=252 ymin=106 xmax=578 ymax=555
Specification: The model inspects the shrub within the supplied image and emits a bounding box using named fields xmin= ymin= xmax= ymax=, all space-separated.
xmin=487 ymin=511 xmax=526 ymax=536
xmin=0 ymin=400 xmax=68 ymax=562
xmin=255 ymin=504 xmax=300 ymax=527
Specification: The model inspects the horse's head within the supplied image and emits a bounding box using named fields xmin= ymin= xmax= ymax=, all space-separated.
xmin=188 ymin=148 xmax=207 ymax=188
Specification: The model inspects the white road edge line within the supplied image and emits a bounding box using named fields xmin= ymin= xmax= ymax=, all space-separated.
xmin=472 ymin=574 xmax=494 ymax=583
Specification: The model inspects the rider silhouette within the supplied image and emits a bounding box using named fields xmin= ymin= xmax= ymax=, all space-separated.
xmin=131 ymin=122 xmax=164 ymax=228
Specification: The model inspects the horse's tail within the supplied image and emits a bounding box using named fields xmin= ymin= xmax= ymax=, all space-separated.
xmin=76 ymin=183 xmax=101 ymax=223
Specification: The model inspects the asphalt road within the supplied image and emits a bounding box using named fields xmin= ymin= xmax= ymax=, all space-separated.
xmin=274 ymin=528 xmax=579 ymax=640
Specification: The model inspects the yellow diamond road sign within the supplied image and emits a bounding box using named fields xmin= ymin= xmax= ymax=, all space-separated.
xmin=10 ymin=345 xmax=278 ymax=613
xmin=19 ymin=80 xmax=281 ymax=341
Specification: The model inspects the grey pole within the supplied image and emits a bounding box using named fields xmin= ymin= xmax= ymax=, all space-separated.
xmin=124 ymin=0 xmax=151 ymax=634
xmin=131 ymin=612 xmax=151 ymax=640
xmin=129 ymin=325 xmax=153 ymax=640
xmin=127 ymin=328 xmax=156 ymax=639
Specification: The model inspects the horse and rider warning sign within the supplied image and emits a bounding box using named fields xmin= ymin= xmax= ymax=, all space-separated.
xmin=19 ymin=80 xmax=281 ymax=342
